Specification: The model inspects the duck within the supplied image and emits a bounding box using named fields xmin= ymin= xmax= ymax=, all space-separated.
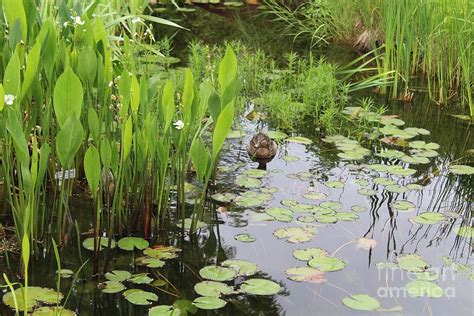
xmin=247 ymin=132 xmax=277 ymax=169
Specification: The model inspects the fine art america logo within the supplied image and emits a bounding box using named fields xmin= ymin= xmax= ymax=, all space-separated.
xmin=376 ymin=264 xmax=456 ymax=299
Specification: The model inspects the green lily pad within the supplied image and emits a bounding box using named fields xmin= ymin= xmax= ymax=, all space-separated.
xmin=199 ymin=266 xmax=238 ymax=282
xmin=454 ymin=226 xmax=474 ymax=238
xmin=308 ymin=257 xmax=346 ymax=272
xmin=235 ymin=233 xmax=256 ymax=243
xmin=411 ymin=212 xmax=445 ymax=225
xmin=449 ymin=164 xmax=474 ymax=175
xmin=342 ymin=294 xmax=380 ymax=311
xmin=286 ymin=136 xmax=312 ymax=145
xmin=128 ymin=273 xmax=153 ymax=284
xmin=100 ymin=281 xmax=126 ymax=294
xmin=57 ymin=269 xmax=74 ymax=279
xmin=140 ymin=258 xmax=166 ymax=268
xmin=400 ymin=155 xmax=430 ymax=165
xmin=354 ymin=179 xmax=369 ymax=187
xmin=227 ymin=130 xmax=246 ymax=139
xmin=381 ymin=117 xmax=405 ymax=126
xmin=303 ymin=192 xmax=327 ymax=200
xmin=148 ymin=305 xmax=176 ymax=316
xmin=397 ymin=254 xmax=429 ymax=272
xmin=240 ymin=279 xmax=281 ymax=295
xmin=315 ymin=214 xmax=338 ymax=223
xmin=236 ymin=175 xmax=262 ymax=188
xmin=337 ymin=151 xmax=366 ymax=160
xmin=405 ymin=280 xmax=443 ymax=298
xmin=82 ymin=237 xmax=116 ymax=251
xmin=118 ymin=237 xmax=149 ymax=251
xmin=192 ymin=296 xmax=226 ymax=310
xmin=336 ymin=212 xmax=359 ymax=222
xmin=105 ymin=270 xmax=132 ymax=282
xmin=285 ymin=267 xmax=326 ymax=283
xmin=390 ymin=200 xmax=416 ymax=211
xmin=293 ymin=248 xmax=328 ymax=261
xmin=124 ymin=290 xmax=158 ymax=305
xmin=351 ymin=205 xmax=367 ymax=213
xmin=320 ymin=201 xmax=342 ymax=210
xmin=386 ymin=165 xmax=416 ymax=176
xmin=406 ymin=183 xmax=423 ymax=190
xmin=385 ymin=184 xmax=408 ymax=193
xmin=194 ymin=281 xmax=233 ymax=297
xmin=143 ymin=246 xmax=180 ymax=260
xmin=261 ymin=187 xmax=278 ymax=193
xmin=266 ymin=207 xmax=293 ymax=222
xmin=281 ymin=199 xmax=298 ymax=207
xmin=282 ymin=155 xmax=300 ymax=162
xmin=366 ymin=164 xmax=388 ymax=172
xmin=325 ymin=181 xmax=345 ymax=189
xmin=211 ymin=192 xmax=238 ymax=203
xmin=267 ymin=130 xmax=288 ymax=140
xmin=243 ymin=169 xmax=268 ymax=178
xmin=297 ymin=215 xmax=316 ymax=223
xmin=408 ymin=141 xmax=439 ymax=150
xmin=2 ymin=287 xmax=63 ymax=311
xmin=273 ymin=227 xmax=315 ymax=243
xmin=221 ymin=259 xmax=259 ymax=276
xmin=358 ymin=188 xmax=376 ymax=196
xmin=32 ymin=307 xmax=76 ymax=316
xmin=291 ymin=203 xmax=316 ymax=213
xmin=377 ymin=149 xmax=405 ymax=159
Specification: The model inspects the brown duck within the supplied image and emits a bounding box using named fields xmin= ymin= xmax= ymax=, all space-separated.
xmin=247 ymin=132 xmax=277 ymax=169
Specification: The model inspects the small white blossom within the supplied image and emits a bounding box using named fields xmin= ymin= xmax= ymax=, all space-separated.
xmin=63 ymin=21 xmax=68 ymax=27
xmin=71 ymin=15 xmax=85 ymax=26
xmin=4 ymin=94 xmax=16 ymax=106
xmin=173 ymin=120 xmax=184 ymax=130
xmin=108 ymin=81 xmax=114 ymax=87
xmin=131 ymin=17 xmax=143 ymax=24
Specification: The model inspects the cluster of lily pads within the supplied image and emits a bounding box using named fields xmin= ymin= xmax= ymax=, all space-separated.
xmin=2 ymin=287 xmax=74 ymax=314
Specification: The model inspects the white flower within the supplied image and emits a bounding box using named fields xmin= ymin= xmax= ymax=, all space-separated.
xmin=63 ymin=21 xmax=68 ymax=27
xmin=4 ymin=94 xmax=16 ymax=106
xmin=71 ymin=15 xmax=85 ymax=26
xmin=173 ymin=120 xmax=184 ymax=130
xmin=108 ymin=81 xmax=114 ymax=87
xmin=131 ymin=17 xmax=143 ymax=24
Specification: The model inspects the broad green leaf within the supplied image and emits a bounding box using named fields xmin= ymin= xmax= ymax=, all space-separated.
xmin=218 ymin=46 xmax=237 ymax=94
xmin=192 ymin=296 xmax=226 ymax=310
xmin=20 ymin=42 xmax=41 ymax=101
xmin=194 ymin=281 xmax=233 ymax=297
xmin=397 ymin=254 xmax=429 ymax=272
xmin=117 ymin=237 xmax=149 ymax=251
xmin=82 ymin=237 xmax=116 ymax=251
xmin=2 ymin=0 xmax=28 ymax=41
xmin=32 ymin=306 xmax=76 ymax=316
xmin=199 ymin=266 xmax=237 ymax=282
xmin=405 ymin=280 xmax=443 ymax=298
xmin=308 ymin=257 xmax=346 ymax=272
xmin=56 ymin=116 xmax=83 ymax=167
xmin=221 ymin=259 xmax=259 ymax=276
xmin=122 ymin=117 xmax=133 ymax=160
xmin=212 ymin=102 xmax=235 ymax=160
xmin=124 ymin=290 xmax=158 ymax=305
xmin=0 ymin=84 xmax=4 ymax=111
xmin=5 ymin=109 xmax=29 ymax=164
xmin=53 ymin=67 xmax=84 ymax=128
xmin=3 ymin=48 xmax=21 ymax=97
xmin=161 ymin=80 xmax=175 ymax=132
xmin=84 ymin=146 xmax=100 ymax=195
xmin=190 ymin=138 xmax=209 ymax=181
xmin=240 ymin=279 xmax=281 ymax=295
xmin=100 ymin=281 xmax=126 ymax=294
xmin=285 ymin=267 xmax=326 ymax=283
xmin=234 ymin=233 xmax=256 ymax=243
xmin=105 ymin=270 xmax=132 ymax=282
xmin=77 ymin=47 xmax=97 ymax=87
xmin=130 ymin=75 xmax=140 ymax=113
xmin=342 ymin=294 xmax=380 ymax=311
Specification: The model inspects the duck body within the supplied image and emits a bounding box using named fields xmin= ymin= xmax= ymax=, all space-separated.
xmin=247 ymin=132 xmax=278 ymax=164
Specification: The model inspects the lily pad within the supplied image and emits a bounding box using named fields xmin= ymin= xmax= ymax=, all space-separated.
xmin=273 ymin=227 xmax=315 ymax=243
xmin=267 ymin=130 xmax=288 ymax=140
xmin=320 ymin=201 xmax=342 ymax=210
xmin=2 ymin=287 xmax=63 ymax=311
xmin=199 ymin=266 xmax=238 ymax=282
xmin=286 ymin=136 xmax=312 ymax=145
xmin=281 ymin=199 xmax=298 ymax=207
xmin=82 ymin=237 xmax=116 ymax=251
xmin=303 ymin=192 xmax=327 ymax=200
xmin=308 ymin=257 xmax=346 ymax=272
xmin=236 ymin=175 xmax=262 ymax=188
xmin=336 ymin=212 xmax=359 ymax=222
xmin=266 ymin=207 xmax=293 ymax=222
xmin=454 ymin=226 xmax=474 ymax=238
xmin=411 ymin=212 xmax=445 ymax=225
xmin=118 ymin=237 xmax=149 ymax=251
xmin=282 ymin=155 xmax=300 ymax=162
xmin=140 ymin=258 xmax=166 ymax=268
xmin=406 ymin=183 xmax=423 ymax=190
xmin=105 ymin=270 xmax=132 ymax=282
xmin=194 ymin=281 xmax=233 ymax=297
xmin=351 ymin=205 xmax=367 ymax=213
xmin=148 ymin=305 xmax=176 ymax=316
xmin=449 ymin=164 xmax=474 ymax=175
xmin=32 ymin=307 xmax=76 ymax=316
xmin=124 ymin=290 xmax=158 ymax=305
xmin=390 ymin=200 xmax=416 ymax=212
xmin=99 ymin=281 xmax=126 ymax=294
xmin=221 ymin=259 xmax=259 ymax=276
xmin=192 ymin=296 xmax=226 ymax=310
xmin=325 ymin=181 xmax=345 ymax=189
xmin=128 ymin=273 xmax=153 ymax=284
xmin=297 ymin=215 xmax=316 ymax=223
xmin=386 ymin=165 xmax=416 ymax=176
xmin=385 ymin=184 xmax=408 ymax=193
xmin=235 ymin=233 xmax=256 ymax=243
xmin=211 ymin=192 xmax=238 ymax=203
xmin=315 ymin=214 xmax=338 ymax=223
xmin=285 ymin=267 xmax=326 ymax=283
xmin=293 ymin=248 xmax=328 ymax=261
xmin=143 ymin=246 xmax=180 ymax=260
xmin=358 ymin=188 xmax=376 ymax=196
xmin=240 ymin=279 xmax=281 ymax=295
xmin=57 ymin=269 xmax=74 ymax=279
xmin=397 ymin=254 xmax=429 ymax=272
xmin=342 ymin=294 xmax=380 ymax=311
xmin=243 ymin=169 xmax=268 ymax=178
xmin=405 ymin=280 xmax=443 ymax=298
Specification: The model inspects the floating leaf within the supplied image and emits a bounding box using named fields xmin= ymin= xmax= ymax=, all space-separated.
xmin=303 ymin=192 xmax=327 ymax=200
xmin=406 ymin=183 xmax=423 ymax=190
xmin=297 ymin=215 xmax=316 ymax=223
xmin=32 ymin=307 xmax=76 ymax=316
xmin=415 ymin=271 xmax=440 ymax=281
xmin=266 ymin=207 xmax=293 ymax=222
xmin=99 ymin=281 xmax=126 ymax=294
xmin=315 ymin=214 xmax=338 ymax=223
xmin=454 ymin=226 xmax=474 ymax=238
xmin=336 ymin=212 xmax=359 ymax=222
xmin=449 ymin=165 xmax=474 ymax=175
xmin=286 ymin=267 xmax=326 ymax=283
xmin=273 ymin=227 xmax=315 ymax=243
xmin=211 ymin=192 xmax=238 ymax=203
xmin=286 ymin=136 xmax=312 ymax=145
xmin=128 ymin=273 xmax=154 ymax=284
xmin=397 ymin=254 xmax=429 ymax=272
xmin=267 ymin=130 xmax=288 ymax=140
xmin=235 ymin=233 xmax=256 ymax=243
xmin=105 ymin=270 xmax=132 ymax=282
xmin=342 ymin=294 xmax=380 ymax=311
xmin=293 ymin=248 xmax=328 ymax=261
xmin=194 ymin=281 xmax=233 ymax=297
xmin=2 ymin=287 xmax=63 ymax=311
xmin=140 ymin=258 xmax=166 ymax=268
xmin=377 ymin=149 xmax=405 ymax=159
xmin=240 ymin=279 xmax=281 ymax=295
xmin=320 ymin=201 xmax=342 ymax=210
xmin=373 ymin=177 xmax=396 ymax=186
xmin=354 ymin=179 xmax=369 ymax=187
xmin=124 ymin=290 xmax=158 ymax=305
xmin=199 ymin=266 xmax=238 ymax=282
xmin=192 ymin=296 xmax=226 ymax=310
xmin=411 ymin=212 xmax=445 ymax=225
xmin=308 ymin=257 xmax=346 ymax=272
xmin=385 ymin=184 xmax=408 ymax=193
xmin=243 ymin=169 xmax=268 ymax=178
xmin=325 ymin=181 xmax=345 ymax=189
xmin=291 ymin=203 xmax=316 ymax=213
xmin=57 ymin=269 xmax=74 ymax=279
xmin=235 ymin=175 xmax=262 ymax=188
xmin=148 ymin=305 xmax=176 ymax=316
xmin=408 ymin=141 xmax=439 ymax=150
xmin=82 ymin=237 xmax=116 ymax=251
xmin=358 ymin=188 xmax=376 ymax=196
xmin=405 ymin=280 xmax=443 ymax=298
xmin=118 ymin=237 xmax=149 ymax=251
xmin=390 ymin=200 xmax=415 ymax=212
xmin=386 ymin=165 xmax=416 ymax=176
xmin=281 ymin=199 xmax=298 ymax=207
xmin=282 ymin=155 xmax=300 ymax=162
xmin=222 ymin=259 xmax=259 ymax=276
xmin=143 ymin=246 xmax=180 ymax=260
xmin=351 ymin=205 xmax=367 ymax=213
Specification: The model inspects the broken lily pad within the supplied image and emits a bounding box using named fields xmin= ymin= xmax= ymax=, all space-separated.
xmin=105 ymin=270 xmax=132 ymax=282
xmin=293 ymin=248 xmax=328 ymax=261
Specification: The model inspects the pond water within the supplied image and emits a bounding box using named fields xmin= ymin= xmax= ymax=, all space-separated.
xmin=1 ymin=6 xmax=473 ymax=316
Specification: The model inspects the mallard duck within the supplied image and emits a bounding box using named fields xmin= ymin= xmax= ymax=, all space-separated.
xmin=247 ymin=132 xmax=277 ymax=169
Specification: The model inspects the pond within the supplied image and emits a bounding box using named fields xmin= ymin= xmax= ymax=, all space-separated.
xmin=0 ymin=5 xmax=473 ymax=316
